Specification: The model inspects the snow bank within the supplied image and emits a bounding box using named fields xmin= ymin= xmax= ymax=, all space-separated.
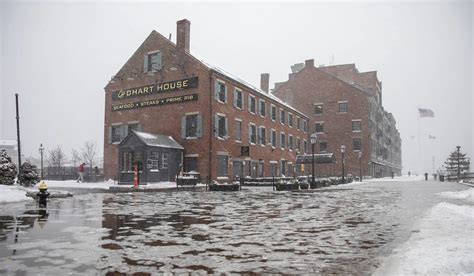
xmin=0 ymin=185 xmax=32 ymax=203
xmin=33 ymin=179 xmax=116 ymax=189
xmin=375 ymin=199 xmax=474 ymax=275
xmin=439 ymin=188 xmax=474 ymax=203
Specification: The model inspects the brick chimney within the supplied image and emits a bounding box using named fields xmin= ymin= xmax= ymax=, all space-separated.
xmin=305 ymin=59 xmax=314 ymax=68
xmin=260 ymin=73 xmax=269 ymax=93
xmin=176 ymin=19 xmax=190 ymax=54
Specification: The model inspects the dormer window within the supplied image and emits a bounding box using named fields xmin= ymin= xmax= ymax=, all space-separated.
xmin=144 ymin=51 xmax=162 ymax=72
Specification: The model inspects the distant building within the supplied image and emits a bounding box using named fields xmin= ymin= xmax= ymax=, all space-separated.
xmin=272 ymin=61 xmax=402 ymax=178
xmin=0 ymin=140 xmax=18 ymax=166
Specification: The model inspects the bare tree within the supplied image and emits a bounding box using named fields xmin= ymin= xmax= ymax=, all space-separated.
xmin=70 ymin=149 xmax=81 ymax=168
xmin=81 ymin=141 xmax=98 ymax=169
xmin=47 ymin=146 xmax=67 ymax=177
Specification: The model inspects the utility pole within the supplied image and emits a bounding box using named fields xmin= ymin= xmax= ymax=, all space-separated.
xmin=15 ymin=94 xmax=22 ymax=181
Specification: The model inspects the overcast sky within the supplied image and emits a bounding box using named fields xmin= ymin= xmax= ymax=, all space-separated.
xmin=1 ymin=1 xmax=472 ymax=173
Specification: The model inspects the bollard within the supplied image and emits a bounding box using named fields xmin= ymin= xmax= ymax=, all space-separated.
xmin=133 ymin=163 xmax=139 ymax=188
xmin=424 ymin=172 xmax=428 ymax=181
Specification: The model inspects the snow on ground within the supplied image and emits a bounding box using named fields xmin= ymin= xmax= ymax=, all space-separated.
xmin=33 ymin=179 xmax=116 ymax=190
xmin=365 ymin=174 xmax=425 ymax=182
xmin=0 ymin=185 xmax=32 ymax=203
xmin=375 ymin=188 xmax=474 ymax=275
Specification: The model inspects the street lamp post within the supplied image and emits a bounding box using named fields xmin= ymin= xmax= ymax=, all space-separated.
xmin=39 ymin=143 xmax=44 ymax=180
xmin=310 ymin=132 xmax=317 ymax=186
xmin=358 ymin=151 xmax=362 ymax=182
xmin=340 ymin=145 xmax=346 ymax=184
xmin=456 ymin=145 xmax=461 ymax=178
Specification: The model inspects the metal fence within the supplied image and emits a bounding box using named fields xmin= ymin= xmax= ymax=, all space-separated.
xmin=44 ymin=166 xmax=104 ymax=182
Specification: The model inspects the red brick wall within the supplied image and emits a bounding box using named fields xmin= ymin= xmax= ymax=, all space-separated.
xmin=273 ymin=61 xmax=371 ymax=178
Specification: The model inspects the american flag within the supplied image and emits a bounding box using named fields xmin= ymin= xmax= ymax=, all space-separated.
xmin=418 ymin=108 xmax=434 ymax=118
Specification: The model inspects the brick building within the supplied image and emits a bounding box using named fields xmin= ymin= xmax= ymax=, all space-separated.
xmin=103 ymin=19 xmax=309 ymax=183
xmin=272 ymin=61 xmax=402 ymax=178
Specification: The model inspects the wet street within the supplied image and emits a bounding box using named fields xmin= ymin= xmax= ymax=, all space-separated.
xmin=0 ymin=180 xmax=467 ymax=275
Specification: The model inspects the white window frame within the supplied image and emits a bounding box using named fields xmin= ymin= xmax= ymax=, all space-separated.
xmin=235 ymin=118 xmax=242 ymax=143
xmin=280 ymin=132 xmax=286 ymax=149
xmin=234 ymin=88 xmax=243 ymax=110
xmin=288 ymin=113 xmax=293 ymax=128
xmin=258 ymin=126 xmax=266 ymax=146
xmin=248 ymin=95 xmax=257 ymax=115
xmin=249 ymin=123 xmax=257 ymax=145
xmin=338 ymin=100 xmax=348 ymax=113
xmin=315 ymin=121 xmax=324 ymax=134
xmin=314 ymin=102 xmax=323 ymax=115
xmin=352 ymin=119 xmax=362 ymax=132
xmin=271 ymin=104 xmax=277 ymax=122
xmin=216 ymin=79 xmax=227 ymax=104
xmin=216 ymin=113 xmax=227 ymax=140
xmin=258 ymin=99 xmax=266 ymax=118
xmin=270 ymin=128 xmax=277 ymax=149
xmin=288 ymin=134 xmax=294 ymax=151
xmin=280 ymin=108 xmax=286 ymax=125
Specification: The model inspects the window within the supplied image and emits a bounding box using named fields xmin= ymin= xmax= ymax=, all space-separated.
xmin=144 ymin=51 xmax=162 ymax=72
xmin=303 ymin=120 xmax=308 ymax=133
xmin=339 ymin=101 xmax=348 ymax=113
xmin=270 ymin=162 xmax=277 ymax=177
xmin=271 ymin=129 xmax=277 ymax=148
xmin=215 ymin=81 xmax=227 ymax=103
xmin=353 ymin=138 xmax=361 ymax=151
xmin=271 ymin=105 xmax=277 ymax=121
xmin=233 ymin=89 xmax=243 ymax=109
xmin=258 ymin=160 xmax=264 ymax=177
xmin=111 ymin=125 xmax=127 ymax=143
xmin=288 ymin=113 xmax=293 ymax=127
xmin=121 ymin=151 xmax=143 ymax=172
xmin=217 ymin=155 xmax=228 ymax=177
xmin=215 ymin=114 xmax=228 ymax=139
xmin=315 ymin=122 xmax=324 ymax=133
xmin=258 ymin=126 xmax=266 ymax=145
xmin=148 ymin=151 xmax=159 ymax=171
xmin=352 ymin=120 xmax=362 ymax=132
xmin=161 ymin=153 xmax=169 ymax=169
xmin=288 ymin=135 xmax=294 ymax=150
xmin=280 ymin=109 xmax=286 ymax=124
xmin=280 ymin=133 xmax=286 ymax=149
xmin=296 ymin=117 xmax=301 ymax=130
xmin=319 ymin=142 xmax=327 ymax=152
xmin=314 ymin=104 xmax=323 ymax=115
xmin=259 ymin=99 xmax=266 ymax=117
xmin=185 ymin=156 xmax=198 ymax=172
xmin=183 ymin=114 xmax=201 ymax=138
xmin=128 ymin=123 xmax=140 ymax=133
xmin=248 ymin=124 xmax=257 ymax=144
xmin=182 ymin=114 xmax=202 ymax=139
xmin=296 ymin=137 xmax=301 ymax=152
xmin=248 ymin=95 xmax=256 ymax=114
xmin=280 ymin=160 xmax=287 ymax=176
xmin=303 ymin=139 xmax=308 ymax=153
xmin=235 ymin=120 xmax=242 ymax=142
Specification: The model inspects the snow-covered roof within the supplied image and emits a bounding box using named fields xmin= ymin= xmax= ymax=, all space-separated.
xmin=133 ymin=130 xmax=184 ymax=149
xmin=209 ymin=66 xmax=308 ymax=118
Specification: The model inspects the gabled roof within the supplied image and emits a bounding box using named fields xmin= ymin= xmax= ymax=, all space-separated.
xmin=126 ymin=130 xmax=184 ymax=149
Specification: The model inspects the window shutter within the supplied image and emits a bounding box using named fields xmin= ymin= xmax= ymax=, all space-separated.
xmin=214 ymin=81 xmax=219 ymax=101
xmin=224 ymin=117 xmax=228 ymax=137
xmin=224 ymin=86 xmax=227 ymax=103
xmin=248 ymin=124 xmax=251 ymax=143
xmin=248 ymin=96 xmax=251 ymax=112
xmin=143 ymin=54 xmax=148 ymax=72
xmin=233 ymin=90 xmax=237 ymax=107
xmin=242 ymin=93 xmax=245 ymax=109
xmin=157 ymin=52 xmax=162 ymax=70
xmin=214 ymin=115 xmax=218 ymax=137
xmin=196 ymin=115 xmax=202 ymax=138
xmin=108 ymin=127 xmax=112 ymax=144
xmin=181 ymin=116 xmax=186 ymax=139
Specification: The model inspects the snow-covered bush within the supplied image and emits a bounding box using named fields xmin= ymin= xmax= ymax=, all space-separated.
xmin=0 ymin=150 xmax=17 ymax=185
xmin=18 ymin=161 xmax=40 ymax=186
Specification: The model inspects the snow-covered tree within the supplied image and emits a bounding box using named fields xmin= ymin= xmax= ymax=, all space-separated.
xmin=444 ymin=147 xmax=470 ymax=177
xmin=47 ymin=146 xmax=67 ymax=177
xmin=0 ymin=149 xmax=18 ymax=185
xmin=18 ymin=162 xmax=40 ymax=186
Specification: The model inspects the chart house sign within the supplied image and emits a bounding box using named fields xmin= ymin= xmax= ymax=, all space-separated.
xmin=111 ymin=77 xmax=199 ymax=101
xmin=112 ymin=94 xmax=198 ymax=112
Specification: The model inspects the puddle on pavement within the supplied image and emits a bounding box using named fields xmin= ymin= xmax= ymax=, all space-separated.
xmin=0 ymin=181 xmax=466 ymax=274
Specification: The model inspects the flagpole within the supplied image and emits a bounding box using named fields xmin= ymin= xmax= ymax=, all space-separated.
xmin=418 ymin=109 xmax=421 ymax=174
